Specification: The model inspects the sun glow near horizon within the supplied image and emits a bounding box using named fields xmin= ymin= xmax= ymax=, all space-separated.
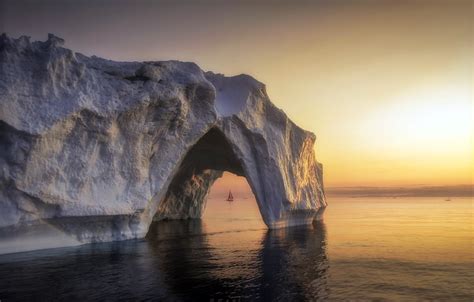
xmin=309 ymin=83 xmax=472 ymax=187
xmin=343 ymin=84 xmax=472 ymax=187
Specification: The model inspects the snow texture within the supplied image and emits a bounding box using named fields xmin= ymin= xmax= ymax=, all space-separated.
xmin=0 ymin=34 xmax=326 ymax=249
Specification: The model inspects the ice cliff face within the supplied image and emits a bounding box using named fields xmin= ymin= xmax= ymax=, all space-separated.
xmin=0 ymin=34 xmax=326 ymax=248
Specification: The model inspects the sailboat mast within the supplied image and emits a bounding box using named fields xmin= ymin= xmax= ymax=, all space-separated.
xmin=227 ymin=190 xmax=234 ymax=201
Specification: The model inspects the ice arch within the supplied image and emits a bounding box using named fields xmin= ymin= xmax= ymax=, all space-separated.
xmin=153 ymin=127 xmax=268 ymax=224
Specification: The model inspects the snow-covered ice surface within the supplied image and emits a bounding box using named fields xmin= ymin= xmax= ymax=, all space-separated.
xmin=0 ymin=34 xmax=326 ymax=253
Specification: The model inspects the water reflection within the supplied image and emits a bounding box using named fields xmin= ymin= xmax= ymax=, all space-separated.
xmin=258 ymin=220 xmax=329 ymax=301
xmin=0 ymin=219 xmax=329 ymax=301
xmin=145 ymin=219 xmax=329 ymax=301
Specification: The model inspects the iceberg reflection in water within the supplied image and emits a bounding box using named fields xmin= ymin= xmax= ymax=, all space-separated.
xmin=0 ymin=219 xmax=329 ymax=301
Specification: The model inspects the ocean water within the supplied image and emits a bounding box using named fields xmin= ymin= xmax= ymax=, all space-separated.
xmin=0 ymin=196 xmax=472 ymax=301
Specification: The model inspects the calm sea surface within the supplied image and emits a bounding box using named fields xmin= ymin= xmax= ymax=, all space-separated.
xmin=0 ymin=196 xmax=472 ymax=301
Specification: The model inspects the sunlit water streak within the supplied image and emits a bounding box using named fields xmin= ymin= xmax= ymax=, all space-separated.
xmin=0 ymin=196 xmax=472 ymax=301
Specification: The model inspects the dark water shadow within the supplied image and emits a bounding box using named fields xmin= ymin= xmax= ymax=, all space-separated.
xmin=0 ymin=219 xmax=329 ymax=301
xmin=258 ymin=220 xmax=329 ymax=301
xmin=145 ymin=219 xmax=329 ymax=301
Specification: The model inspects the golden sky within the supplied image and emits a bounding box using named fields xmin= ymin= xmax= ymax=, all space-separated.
xmin=2 ymin=0 xmax=472 ymax=187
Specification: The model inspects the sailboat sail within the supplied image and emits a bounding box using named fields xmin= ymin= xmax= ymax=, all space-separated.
xmin=226 ymin=190 xmax=234 ymax=201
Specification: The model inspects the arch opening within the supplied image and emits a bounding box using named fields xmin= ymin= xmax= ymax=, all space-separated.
xmin=203 ymin=171 xmax=264 ymax=229
xmin=153 ymin=128 xmax=264 ymax=225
